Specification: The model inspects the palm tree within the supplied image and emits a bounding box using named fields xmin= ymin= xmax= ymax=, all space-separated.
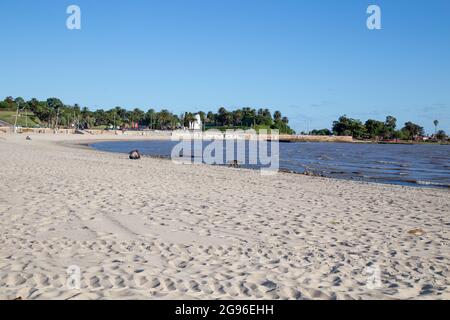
xmin=217 ymin=107 xmax=230 ymax=126
xmin=433 ymin=120 xmax=439 ymax=135
xmin=131 ymin=108 xmax=145 ymax=127
xmin=184 ymin=112 xmax=196 ymax=128
xmin=146 ymin=109 xmax=156 ymax=129
xmin=232 ymin=110 xmax=243 ymax=126
xmin=158 ymin=109 xmax=173 ymax=129
xmin=206 ymin=111 xmax=215 ymax=125
xmin=273 ymin=111 xmax=282 ymax=122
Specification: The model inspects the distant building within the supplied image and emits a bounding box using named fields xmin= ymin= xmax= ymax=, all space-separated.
xmin=189 ymin=114 xmax=202 ymax=131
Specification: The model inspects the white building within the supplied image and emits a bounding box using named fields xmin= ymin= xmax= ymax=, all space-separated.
xmin=189 ymin=114 xmax=202 ymax=131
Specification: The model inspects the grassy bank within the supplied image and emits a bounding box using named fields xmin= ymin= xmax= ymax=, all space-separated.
xmin=0 ymin=111 xmax=41 ymax=127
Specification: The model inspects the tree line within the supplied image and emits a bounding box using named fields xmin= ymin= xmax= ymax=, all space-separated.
xmin=183 ymin=107 xmax=294 ymax=134
xmin=308 ymin=115 xmax=447 ymax=141
xmin=0 ymin=96 xmax=295 ymax=134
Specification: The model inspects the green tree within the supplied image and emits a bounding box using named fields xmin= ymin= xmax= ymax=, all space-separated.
xmin=433 ymin=120 xmax=439 ymax=135
xmin=232 ymin=110 xmax=243 ymax=126
xmin=256 ymin=108 xmax=272 ymax=126
xmin=206 ymin=111 xmax=216 ymax=125
xmin=271 ymin=119 xmax=295 ymax=134
xmin=157 ymin=109 xmax=176 ymax=129
xmin=242 ymin=107 xmax=256 ymax=127
xmin=130 ymin=108 xmax=145 ymax=127
xmin=4 ymin=96 xmax=15 ymax=110
xmin=364 ymin=119 xmax=385 ymax=139
xmin=401 ymin=122 xmax=424 ymax=140
xmin=46 ymin=98 xmax=64 ymax=128
xmin=198 ymin=111 xmax=206 ymax=125
xmin=145 ymin=109 xmax=156 ymax=128
xmin=273 ymin=111 xmax=282 ymax=121
xmin=382 ymin=116 xmax=397 ymax=139
xmin=0 ymin=101 xmax=9 ymax=110
xmin=184 ymin=112 xmax=196 ymax=128
xmin=310 ymin=128 xmax=332 ymax=136
xmin=93 ymin=109 xmax=107 ymax=126
xmin=332 ymin=115 xmax=365 ymax=139
xmin=436 ymin=130 xmax=447 ymax=141
xmin=217 ymin=107 xmax=232 ymax=126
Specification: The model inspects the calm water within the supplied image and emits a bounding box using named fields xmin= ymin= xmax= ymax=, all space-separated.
xmin=91 ymin=140 xmax=450 ymax=188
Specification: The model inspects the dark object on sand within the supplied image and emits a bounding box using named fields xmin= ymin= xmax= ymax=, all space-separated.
xmin=261 ymin=280 xmax=277 ymax=292
xmin=129 ymin=150 xmax=141 ymax=160
xmin=303 ymin=170 xmax=324 ymax=177
xmin=26 ymin=136 xmax=32 ymax=140
xmin=229 ymin=160 xmax=240 ymax=168
xmin=408 ymin=228 xmax=426 ymax=236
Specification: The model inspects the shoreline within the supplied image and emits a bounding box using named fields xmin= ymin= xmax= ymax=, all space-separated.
xmin=0 ymin=133 xmax=449 ymax=300
xmin=2 ymin=126 xmax=449 ymax=145
xmin=84 ymin=137 xmax=450 ymax=190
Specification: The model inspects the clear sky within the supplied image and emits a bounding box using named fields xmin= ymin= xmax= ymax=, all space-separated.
xmin=0 ymin=0 xmax=449 ymax=133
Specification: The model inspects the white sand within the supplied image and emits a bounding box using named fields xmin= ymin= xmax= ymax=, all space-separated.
xmin=0 ymin=133 xmax=449 ymax=300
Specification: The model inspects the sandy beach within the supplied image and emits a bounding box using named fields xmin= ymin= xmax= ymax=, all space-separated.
xmin=0 ymin=133 xmax=449 ymax=300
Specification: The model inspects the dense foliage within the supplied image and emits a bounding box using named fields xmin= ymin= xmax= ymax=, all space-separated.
xmin=328 ymin=115 xmax=443 ymax=140
xmin=0 ymin=96 xmax=295 ymax=134
xmin=307 ymin=115 xmax=446 ymax=141
xmin=2 ymin=96 xmax=445 ymax=140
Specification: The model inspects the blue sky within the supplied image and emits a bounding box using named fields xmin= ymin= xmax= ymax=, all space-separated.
xmin=0 ymin=0 xmax=449 ymax=133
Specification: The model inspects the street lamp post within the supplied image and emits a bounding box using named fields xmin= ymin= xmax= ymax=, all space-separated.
xmin=13 ymin=104 xmax=19 ymax=133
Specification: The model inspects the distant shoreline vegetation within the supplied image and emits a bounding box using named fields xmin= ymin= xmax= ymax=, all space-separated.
xmin=1 ymin=96 xmax=447 ymax=143
xmin=305 ymin=115 xmax=448 ymax=143
xmin=0 ymin=96 xmax=295 ymax=134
